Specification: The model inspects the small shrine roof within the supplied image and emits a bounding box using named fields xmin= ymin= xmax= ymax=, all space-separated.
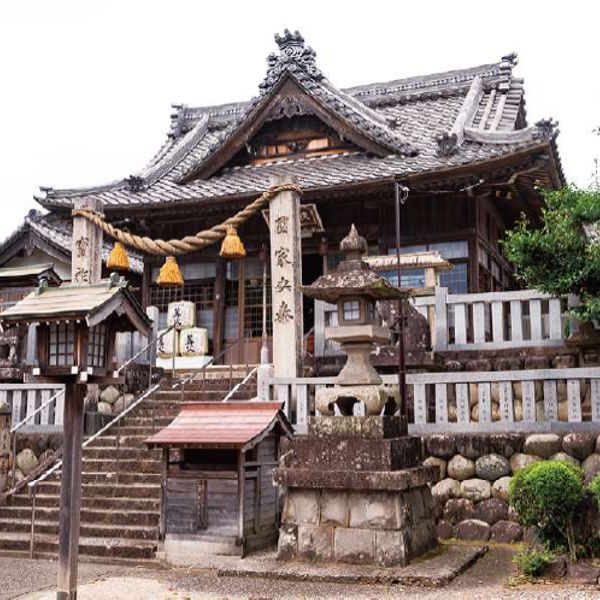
xmin=0 ymin=278 xmax=151 ymax=334
xmin=0 ymin=263 xmax=61 ymax=286
xmin=144 ymin=401 xmax=292 ymax=450
xmin=364 ymin=251 xmax=453 ymax=271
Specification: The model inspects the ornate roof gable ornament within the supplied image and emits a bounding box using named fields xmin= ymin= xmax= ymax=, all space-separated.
xmin=436 ymin=131 xmax=459 ymax=156
xmin=533 ymin=118 xmax=559 ymax=142
xmin=259 ymin=29 xmax=325 ymax=94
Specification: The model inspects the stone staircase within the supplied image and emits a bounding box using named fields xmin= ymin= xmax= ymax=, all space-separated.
xmin=0 ymin=370 xmax=257 ymax=562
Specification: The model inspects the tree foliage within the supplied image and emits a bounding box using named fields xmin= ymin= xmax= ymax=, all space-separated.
xmin=503 ymin=186 xmax=600 ymax=322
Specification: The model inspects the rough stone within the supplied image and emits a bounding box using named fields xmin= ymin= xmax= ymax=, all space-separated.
xmin=297 ymin=523 xmax=333 ymax=561
xmin=447 ymin=455 xmax=475 ymax=481
xmin=474 ymin=498 xmax=509 ymax=525
xmin=348 ymin=492 xmax=399 ymax=529
xmin=455 ymin=435 xmax=490 ymax=459
xmin=422 ymin=456 xmax=446 ymax=481
xmin=333 ymin=527 xmax=375 ymax=564
xmin=443 ymin=498 xmax=474 ymax=525
xmin=277 ymin=524 xmax=298 ymax=560
xmin=460 ymin=478 xmax=491 ymax=502
xmin=436 ymin=520 xmax=454 ymax=540
xmin=13 ymin=468 xmax=24 ymax=482
xmin=425 ymin=434 xmax=456 ymax=459
xmin=97 ymin=401 xmax=112 ymax=415
xmin=431 ymin=478 xmax=461 ymax=504
xmin=595 ymin=433 xmax=600 ymax=455
xmin=524 ymin=433 xmax=562 ymax=459
xmin=100 ymin=385 xmax=121 ymax=405
xmin=455 ymin=519 xmax=491 ymax=541
xmin=475 ymin=454 xmax=510 ymax=481
xmin=319 ymin=490 xmax=348 ymax=527
xmin=508 ymin=505 xmax=519 ymax=523
xmin=510 ymin=453 xmax=541 ymax=473
xmin=553 ymin=355 xmax=577 ymax=369
xmin=409 ymin=521 xmax=437 ymax=556
xmin=542 ymin=556 xmax=568 ymax=579
xmin=16 ymin=448 xmax=38 ymax=476
xmin=282 ymin=490 xmax=320 ymax=525
xmin=489 ymin=433 xmax=524 ymax=457
xmin=492 ymin=476 xmax=512 ymax=502
xmin=490 ymin=520 xmax=522 ymax=543
xmin=562 ymin=433 xmax=596 ymax=461
xmin=524 ymin=356 xmax=550 ymax=369
xmin=375 ymin=530 xmax=408 ymax=566
xmin=567 ymin=562 xmax=600 ymax=585
xmin=582 ymin=454 xmax=600 ymax=484
xmin=550 ymin=452 xmax=580 ymax=467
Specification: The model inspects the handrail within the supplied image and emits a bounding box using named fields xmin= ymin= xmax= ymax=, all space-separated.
xmin=10 ymin=387 xmax=65 ymax=487
xmin=10 ymin=388 xmax=64 ymax=434
xmin=114 ymin=324 xmax=175 ymax=376
xmin=222 ymin=366 xmax=259 ymax=402
xmin=27 ymin=383 xmax=160 ymax=491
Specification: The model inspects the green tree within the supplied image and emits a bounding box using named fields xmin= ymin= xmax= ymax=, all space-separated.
xmin=503 ymin=186 xmax=600 ymax=322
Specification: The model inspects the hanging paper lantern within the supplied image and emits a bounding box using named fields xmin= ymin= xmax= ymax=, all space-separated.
xmin=156 ymin=256 xmax=184 ymax=287
xmin=219 ymin=226 xmax=246 ymax=259
xmin=106 ymin=241 xmax=130 ymax=271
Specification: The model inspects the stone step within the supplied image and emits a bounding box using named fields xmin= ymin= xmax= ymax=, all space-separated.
xmin=10 ymin=493 xmax=160 ymax=512
xmin=34 ymin=481 xmax=160 ymax=499
xmin=51 ymin=471 xmax=162 ymax=485
xmin=84 ymin=436 xmax=154 ymax=449
xmin=83 ymin=447 xmax=162 ymax=461
xmin=80 ymin=458 xmax=161 ymax=474
xmin=120 ymin=416 xmax=174 ymax=427
xmin=1 ymin=505 xmax=159 ymax=527
xmin=0 ymin=518 xmax=158 ymax=540
xmin=0 ymin=532 xmax=157 ymax=559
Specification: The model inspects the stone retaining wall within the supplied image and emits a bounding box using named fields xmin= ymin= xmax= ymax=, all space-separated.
xmin=423 ymin=432 xmax=600 ymax=543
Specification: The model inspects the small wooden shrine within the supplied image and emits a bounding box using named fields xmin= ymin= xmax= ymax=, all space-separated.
xmin=145 ymin=401 xmax=292 ymax=560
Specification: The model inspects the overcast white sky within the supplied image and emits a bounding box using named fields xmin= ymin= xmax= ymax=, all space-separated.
xmin=0 ymin=0 xmax=598 ymax=240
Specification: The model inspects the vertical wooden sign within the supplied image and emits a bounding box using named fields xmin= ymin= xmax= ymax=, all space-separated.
xmin=71 ymin=198 xmax=103 ymax=284
xmin=269 ymin=175 xmax=303 ymax=379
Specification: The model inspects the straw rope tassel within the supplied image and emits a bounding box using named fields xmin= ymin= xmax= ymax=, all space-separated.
xmin=156 ymin=256 xmax=184 ymax=287
xmin=219 ymin=226 xmax=246 ymax=259
xmin=106 ymin=241 xmax=130 ymax=271
xmin=70 ymin=183 xmax=302 ymax=257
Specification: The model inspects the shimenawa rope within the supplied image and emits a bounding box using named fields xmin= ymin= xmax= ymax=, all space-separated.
xmin=71 ymin=183 xmax=302 ymax=256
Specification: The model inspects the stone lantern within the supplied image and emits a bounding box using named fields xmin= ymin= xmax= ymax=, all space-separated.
xmin=302 ymin=225 xmax=407 ymax=415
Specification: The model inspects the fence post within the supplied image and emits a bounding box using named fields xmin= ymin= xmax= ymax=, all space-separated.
xmin=257 ymin=364 xmax=273 ymax=401
xmin=433 ymin=286 xmax=448 ymax=351
xmin=0 ymin=402 xmax=11 ymax=492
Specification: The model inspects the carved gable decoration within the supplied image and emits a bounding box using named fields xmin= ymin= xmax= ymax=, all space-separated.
xmin=179 ymin=30 xmax=417 ymax=182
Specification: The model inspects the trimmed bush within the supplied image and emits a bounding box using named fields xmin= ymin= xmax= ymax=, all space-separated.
xmin=513 ymin=547 xmax=554 ymax=577
xmin=509 ymin=460 xmax=584 ymax=560
xmin=588 ymin=473 xmax=600 ymax=510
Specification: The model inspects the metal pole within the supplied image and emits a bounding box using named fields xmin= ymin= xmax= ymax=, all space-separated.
xmin=394 ymin=182 xmax=409 ymax=425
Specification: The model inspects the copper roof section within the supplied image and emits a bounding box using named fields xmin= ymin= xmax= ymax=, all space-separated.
xmin=145 ymin=401 xmax=292 ymax=450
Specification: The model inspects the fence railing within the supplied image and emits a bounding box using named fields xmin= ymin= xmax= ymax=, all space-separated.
xmin=413 ymin=288 xmax=575 ymax=352
xmin=268 ymin=367 xmax=600 ymax=435
xmin=0 ymin=384 xmax=65 ymax=431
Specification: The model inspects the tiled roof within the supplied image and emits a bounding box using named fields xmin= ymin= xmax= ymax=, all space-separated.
xmin=36 ymin=33 xmax=562 ymax=211
xmin=0 ymin=211 xmax=144 ymax=274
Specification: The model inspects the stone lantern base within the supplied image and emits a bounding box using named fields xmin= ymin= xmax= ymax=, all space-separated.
xmin=273 ymin=416 xmax=438 ymax=566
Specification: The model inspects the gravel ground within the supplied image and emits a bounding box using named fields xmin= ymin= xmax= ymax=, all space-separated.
xmin=3 ymin=547 xmax=600 ymax=599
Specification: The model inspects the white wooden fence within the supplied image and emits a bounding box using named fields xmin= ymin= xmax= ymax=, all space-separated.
xmin=268 ymin=367 xmax=600 ymax=435
xmin=0 ymin=384 xmax=65 ymax=431
xmin=413 ymin=288 xmax=574 ymax=352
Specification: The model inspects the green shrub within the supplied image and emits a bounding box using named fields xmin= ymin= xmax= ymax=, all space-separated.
xmin=588 ymin=474 xmax=600 ymax=509
xmin=513 ymin=547 xmax=554 ymax=577
xmin=509 ymin=460 xmax=584 ymax=560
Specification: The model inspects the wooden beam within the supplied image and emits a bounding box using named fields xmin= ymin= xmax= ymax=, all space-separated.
xmin=212 ymin=257 xmax=226 ymax=360
xmin=237 ymin=450 xmax=245 ymax=555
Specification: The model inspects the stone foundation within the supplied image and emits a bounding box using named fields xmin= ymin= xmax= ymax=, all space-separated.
xmin=424 ymin=432 xmax=600 ymax=543
xmin=278 ymin=487 xmax=436 ymax=565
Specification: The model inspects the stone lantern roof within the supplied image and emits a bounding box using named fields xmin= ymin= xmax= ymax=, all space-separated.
xmin=301 ymin=224 xmax=408 ymax=303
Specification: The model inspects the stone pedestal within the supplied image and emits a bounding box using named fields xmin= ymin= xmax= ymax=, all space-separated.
xmin=273 ymin=416 xmax=438 ymax=566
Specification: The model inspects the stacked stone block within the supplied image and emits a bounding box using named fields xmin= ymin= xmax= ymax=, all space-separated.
xmin=426 ymin=432 xmax=600 ymax=543
xmin=274 ymin=416 xmax=438 ymax=566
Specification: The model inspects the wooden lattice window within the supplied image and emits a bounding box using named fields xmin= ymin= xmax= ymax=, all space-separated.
xmin=244 ymin=278 xmax=272 ymax=338
xmin=88 ymin=324 xmax=107 ymax=368
xmin=48 ymin=322 xmax=75 ymax=367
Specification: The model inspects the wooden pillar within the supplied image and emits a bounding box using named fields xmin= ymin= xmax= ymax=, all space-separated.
xmin=237 ymin=450 xmax=245 ymax=556
xmin=56 ymin=383 xmax=85 ymax=600
xmin=55 ymin=198 xmax=104 ymax=599
xmin=269 ymin=175 xmax=303 ymax=378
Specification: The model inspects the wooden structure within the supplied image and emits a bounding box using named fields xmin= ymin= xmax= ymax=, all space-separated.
xmin=145 ymin=401 xmax=292 ymax=559
xmin=0 ymin=277 xmax=151 ymax=599
xmin=25 ymin=30 xmax=563 ymax=365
